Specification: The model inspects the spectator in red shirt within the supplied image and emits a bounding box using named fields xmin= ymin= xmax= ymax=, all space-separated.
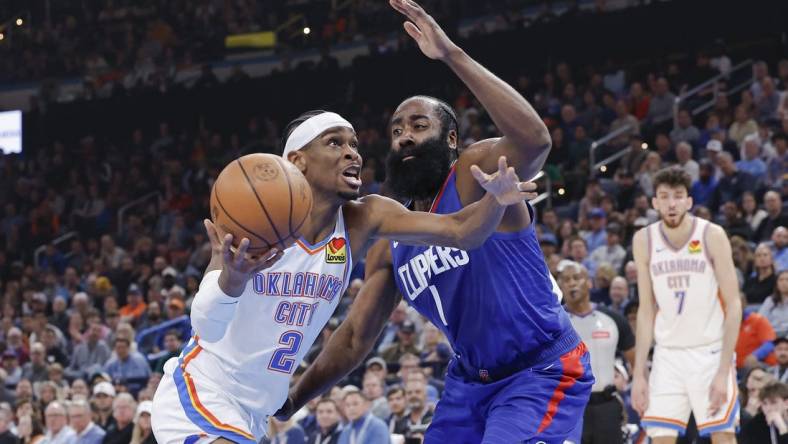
xmin=738 ymin=294 xmax=779 ymax=371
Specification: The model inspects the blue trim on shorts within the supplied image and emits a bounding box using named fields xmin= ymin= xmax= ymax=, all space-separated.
xmin=172 ymin=341 xmax=257 ymax=444
xmin=641 ymin=420 xmax=687 ymax=436
xmin=698 ymin=401 xmax=740 ymax=436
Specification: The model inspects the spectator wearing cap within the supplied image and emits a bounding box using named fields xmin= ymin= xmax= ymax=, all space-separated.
xmin=92 ymin=382 xmax=116 ymax=430
xmin=756 ymin=191 xmax=788 ymax=243
xmin=380 ymin=320 xmax=420 ymax=364
xmin=740 ymin=381 xmax=788 ymax=444
xmin=129 ymin=401 xmax=153 ymax=444
xmin=21 ymin=344 xmax=48 ymax=384
xmin=560 ymin=261 xmax=634 ymax=444
xmin=769 ymin=337 xmax=788 ymax=384
xmin=761 ymin=271 xmax=788 ymax=338
xmin=385 ymin=386 xmax=407 ymax=434
xmin=164 ymin=297 xmax=185 ymax=321
xmin=103 ymin=393 xmax=135 ymax=444
xmin=2 ymin=351 xmax=22 ymax=389
xmin=68 ymin=399 xmax=104 ymax=444
xmin=337 ymin=391 xmax=389 ymax=444
xmin=41 ymin=402 xmax=75 ymax=444
xmin=102 ymin=338 xmax=150 ymax=397
xmin=118 ymin=285 xmax=146 ymax=326
xmin=589 ymin=222 xmax=626 ymax=272
xmin=362 ymin=373 xmax=390 ymax=420
xmin=364 ymin=357 xmax=388 ymax=386
xmin=738 ymin=294 xmax=779 ymax=372
xmin=583 ymin=208 xmax=608 ymax=252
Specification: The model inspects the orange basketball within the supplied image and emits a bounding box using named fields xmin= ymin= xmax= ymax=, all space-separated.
xmin=210 ymin=153 xmax=313 ymax=254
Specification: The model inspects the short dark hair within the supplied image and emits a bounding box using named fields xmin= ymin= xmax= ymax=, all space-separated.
xmin=759 ymin=381 xmax=788 ymax=402
xmin=409 ymin=95 xmax=458 ymax=135
xmin=280 ymin=109 xmax=330 ymax=152
xmin=653 ymin=167 xmax=692 ymax=194
xmin=316 ymin=398 xmax=338 ymax=410
xmin=386 ymin=386 xmax=405 ymax=399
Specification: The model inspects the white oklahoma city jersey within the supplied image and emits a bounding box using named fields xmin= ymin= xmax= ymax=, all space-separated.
xmin=185 ymin=208 xmax=352 ymax=417
xmin=648 ymin=217 xmax=723 ymax=348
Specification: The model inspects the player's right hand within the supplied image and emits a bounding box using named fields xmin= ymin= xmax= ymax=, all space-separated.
xmin=204 ymin=219 xmax=284 ymax=297
xmin=631 ymin=375 xmax=650 ymax=417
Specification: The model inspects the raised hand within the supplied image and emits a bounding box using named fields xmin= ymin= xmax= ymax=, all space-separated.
xmin=204 ymin=219 xmax=283 ymax=297
xmin=471 ymin=156 xmax=538 ymax=205
xmin=389 ymin=0 xmax=460 ymax=61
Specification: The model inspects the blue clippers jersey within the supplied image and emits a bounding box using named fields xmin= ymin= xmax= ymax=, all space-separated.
xmin=390 ymin=167 xmax=577 ymax=371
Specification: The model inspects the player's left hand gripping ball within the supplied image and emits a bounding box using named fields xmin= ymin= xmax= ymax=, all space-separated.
xmin=471 ymin=156 xmax=538 ymax=205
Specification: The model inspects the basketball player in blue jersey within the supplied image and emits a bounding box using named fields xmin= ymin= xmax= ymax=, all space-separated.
xmin=152 ymin=108 xmax=537 ymax=444
xmin=278 ymin=1 xmax=593 ymax=443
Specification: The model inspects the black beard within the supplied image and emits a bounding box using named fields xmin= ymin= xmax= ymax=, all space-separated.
xmin=338 ymin=190 xmax=360 ymax=201
xmin=385 ymin=133 xmax=452 ymax=201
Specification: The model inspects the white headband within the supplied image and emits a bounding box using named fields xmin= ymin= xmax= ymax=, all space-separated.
xmin=282 ymin=112 xmax=354 ymax=158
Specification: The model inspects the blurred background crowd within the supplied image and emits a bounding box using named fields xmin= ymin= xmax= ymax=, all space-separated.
xmin=0 ymin=0 xmax=786 ymax=443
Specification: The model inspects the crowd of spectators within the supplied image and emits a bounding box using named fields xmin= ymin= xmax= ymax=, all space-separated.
xmin=0 ymin=2 xmax=788 ymax=443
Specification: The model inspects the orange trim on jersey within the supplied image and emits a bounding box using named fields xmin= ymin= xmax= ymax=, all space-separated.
xmin=697 ymin=372 xmax=738 ymax=430
xmin=641 ymin=416 xmax=688 ymax=427
xmin=180 ymin=346 xmax=256 ymax=440
xmin=295 ymin=239 xmax=326 ymax=255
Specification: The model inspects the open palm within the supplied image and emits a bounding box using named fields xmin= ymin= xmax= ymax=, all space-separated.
xmin=389 ymin=0 xmax=459 ymax=61
xmin=471 ymin=156 xmax=538 ymax=205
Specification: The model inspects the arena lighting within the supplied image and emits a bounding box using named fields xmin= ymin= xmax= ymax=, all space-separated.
xmin=641 ymin=142 xmax=648 ymax=149
xmin=600 ymin=165 xmax=607 ymax=173
xmin=0 ymin=33 xmax=4 ymax=41
xmin=15 ymin=18 xmax=23 ymax=26
xmin=303 ymin=26 xmax=311 ymax=35
xmin=558 ymin=188 xmax=566 ymax=196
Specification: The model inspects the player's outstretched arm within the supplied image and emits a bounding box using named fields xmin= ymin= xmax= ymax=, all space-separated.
xmin=390 ymin=0 xmax=551 ymax=182
xmin=364 ymin=156 xmax=537 ymax=250
xmin=705 ymin=224 xmax=742 ymax=416
xmin=280 ymin=240 xmax=400 ymax=417
xmin=191 ymin=220 xmax=283 ymax=342
xmin=631 ymin=228 xmax=655 ymax=417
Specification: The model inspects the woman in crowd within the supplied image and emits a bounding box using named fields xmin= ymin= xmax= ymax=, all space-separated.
xmin=745 ymin=244 xmax=778 ymax=304
xmin=759 ymin=270 xmax=788 ymax=338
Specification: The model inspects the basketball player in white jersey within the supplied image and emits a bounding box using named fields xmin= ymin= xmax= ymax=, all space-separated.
xmin=151 ymin=110 xmax=536 ymax=444
xmin=631 ymin=167 xmax=742 ymax=443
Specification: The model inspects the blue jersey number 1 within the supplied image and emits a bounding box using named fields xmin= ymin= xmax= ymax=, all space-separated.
xmin=268 ymin=331 xmax=303 ymax=374
xmin=675 ymin=291 xmax=686 ymax=314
